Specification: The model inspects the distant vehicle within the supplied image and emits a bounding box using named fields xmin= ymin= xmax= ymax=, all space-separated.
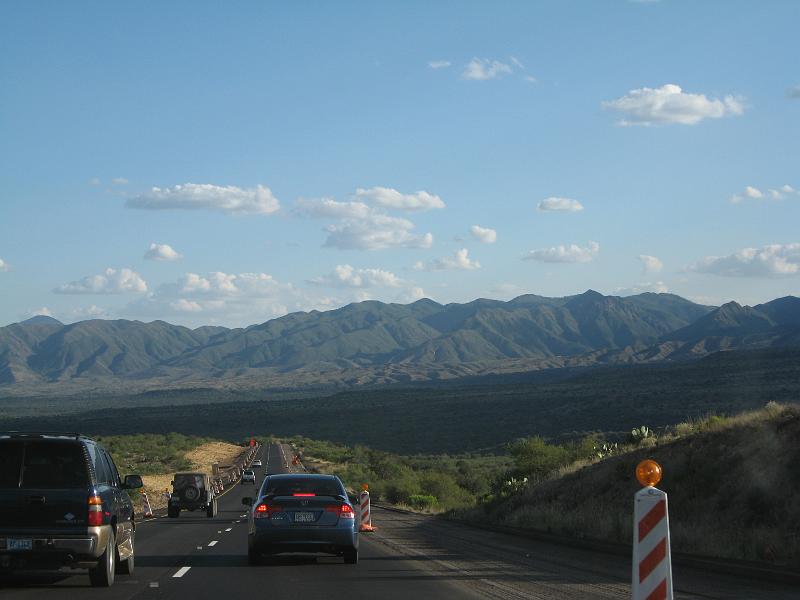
xmin=242 ymin=474 xmax=358 ymax=565
xmin=252 ymin=460 xmax=262 ymax=467
xmin=0 ymin=432 xmax=143 ymax=587
xmin=168 ymin=472 xmax=217 ymax=518
xmin=242 ymin=469 xmax=256 ymax=484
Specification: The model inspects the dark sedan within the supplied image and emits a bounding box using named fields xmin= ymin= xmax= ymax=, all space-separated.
xmin=242 ymin=474 xmax=358 ymax=564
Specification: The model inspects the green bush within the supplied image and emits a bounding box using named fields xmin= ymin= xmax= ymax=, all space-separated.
xmin=508 ymin=436 xmax=571 ymax=482
xmin=408 ymin=494 xmax=438 ymax=510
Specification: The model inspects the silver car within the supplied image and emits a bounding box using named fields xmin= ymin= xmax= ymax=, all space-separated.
xmin=242 ymin=474 xmax=358 ymax=564
xmin=241 ymin=469 xmax=256 ymax=485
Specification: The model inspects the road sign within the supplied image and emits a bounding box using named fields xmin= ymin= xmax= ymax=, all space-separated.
xmin=632 ymin=460 xmax=672 ymax=600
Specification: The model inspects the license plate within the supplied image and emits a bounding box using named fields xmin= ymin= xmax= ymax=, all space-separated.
xmin=7 ymin=538 xmax=33 ymax=551
xmin=293 ymin=512 xmax=315 ymax=523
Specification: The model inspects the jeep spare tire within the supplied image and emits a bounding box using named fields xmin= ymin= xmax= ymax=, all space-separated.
xmin=183 ymin=486 xmax=200 ymax=501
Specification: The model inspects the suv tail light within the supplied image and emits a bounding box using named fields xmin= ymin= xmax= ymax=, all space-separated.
xmin=254 ymin=502 xmax=283 ymax=519
xmin=88 ymin=495 xmax=103 ymax=527
xmin=325 ymin=503 xmax=355 ymax=519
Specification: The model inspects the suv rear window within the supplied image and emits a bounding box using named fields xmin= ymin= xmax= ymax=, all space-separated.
xmin=0 ymin=440 xmax=24 ymax=489
xmin=263 ymin=477 xmax=343 ymax=497
xmin=21 ymin=442 xmax=89 ymax=489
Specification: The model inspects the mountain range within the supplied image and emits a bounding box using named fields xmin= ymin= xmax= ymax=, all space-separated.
xmin=2 ymin=291 xmax=799 ymax=396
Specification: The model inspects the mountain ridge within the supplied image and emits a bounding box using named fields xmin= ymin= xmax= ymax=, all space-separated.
xmin=2 ymin=291 xmax=798 ymax=396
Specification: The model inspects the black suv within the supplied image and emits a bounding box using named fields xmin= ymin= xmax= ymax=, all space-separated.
xmin=0 ymin=432 xmax=143 ymax=587
xmin=168 ymin=472 xmax=217 ymax=518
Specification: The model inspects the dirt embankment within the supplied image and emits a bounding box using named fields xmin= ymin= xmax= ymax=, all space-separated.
xmin=139 ymin=442 xmax=244 ymax=510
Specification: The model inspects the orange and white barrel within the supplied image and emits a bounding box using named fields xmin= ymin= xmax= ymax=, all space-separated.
xmin=632 ymin=486 xmax=673 ymax=600
xmin=358 ymin=490 xmax=374 ymax=532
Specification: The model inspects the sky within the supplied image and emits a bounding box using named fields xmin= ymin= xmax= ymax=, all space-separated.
xmin=1 ymin=0 xmax=799 ymax=328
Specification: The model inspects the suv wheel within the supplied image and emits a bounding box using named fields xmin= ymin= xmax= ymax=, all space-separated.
xmin=206 ymin=498 xmax=216 ymax=518
xmin=117 ymin=529 xmax=135 ymax=575
xmin=344 ymin=549 xmax=358 ymax=564
xmin=168 ymin=506 xmax=179 ymax=518
xmin=89 ymin=530 xmax=116 ymax=587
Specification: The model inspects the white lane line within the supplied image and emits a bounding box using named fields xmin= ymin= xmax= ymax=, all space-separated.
xmin=172 ymin=566 xmax=191 ymax=578
xmin=225 ymin=527 xmax=233 ymax=532
xmin=208 ymin=541 xmax=218 ymax=547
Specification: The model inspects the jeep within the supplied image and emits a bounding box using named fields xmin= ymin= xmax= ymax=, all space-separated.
xmin=168 ymin=472 xmax=217 ymax=518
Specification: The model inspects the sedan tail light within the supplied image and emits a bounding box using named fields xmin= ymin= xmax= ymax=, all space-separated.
xmin=325 ymin=503 xmax=355 ymax=519
xmin=254 ymin=502 xmax=283 ymax=518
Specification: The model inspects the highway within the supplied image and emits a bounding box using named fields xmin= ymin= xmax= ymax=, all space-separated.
xmin=1 ymin=443 xmax=796 ymax=599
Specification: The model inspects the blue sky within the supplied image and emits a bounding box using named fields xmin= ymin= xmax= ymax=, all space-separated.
xmin=1 ymin=0 xmax=799 ymax=327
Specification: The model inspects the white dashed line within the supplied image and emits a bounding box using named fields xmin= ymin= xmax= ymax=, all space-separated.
xmin=225 ymin=527 xmax=233 ymax=532
xmin=173 ymin=566 xmax=191 ymax=578
xmin=208 ymin=540 xmax=218 ymax=547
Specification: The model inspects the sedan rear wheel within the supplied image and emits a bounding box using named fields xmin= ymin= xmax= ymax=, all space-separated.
xmin=344 ymin=549 xmax=358 ymax=565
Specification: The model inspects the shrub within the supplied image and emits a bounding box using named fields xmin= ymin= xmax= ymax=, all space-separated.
xmin=508 ymin=436 xmax=571 ymax=482
xmin=408 ymin=494 xmax=438 ymax=510
xmin=629 ymin=425 xmax=654 ymax=444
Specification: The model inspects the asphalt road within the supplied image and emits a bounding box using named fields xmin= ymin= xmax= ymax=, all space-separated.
xmin=1 ymin=443 xmax=797 ymax=599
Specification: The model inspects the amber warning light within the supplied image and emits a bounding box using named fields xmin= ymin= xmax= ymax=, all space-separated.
xmin=636 ymin=458 xmax=662 ymax=487
xmin=635 ymin=459 xmax=663 ymax=487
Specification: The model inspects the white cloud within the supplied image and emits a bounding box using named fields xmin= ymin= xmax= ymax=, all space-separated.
xmin=66 ymin=305 xmax=111 ymax=321
xmin=54 ymin=268 xmax=148 ymax=295
xmin=0 ymin=258 xmax=9 ymax=272
xmin=691 ymin=243 xmax=800 ymax=278
xmin=523 ymin=241 xmax=600 ymax=264
xmin=324 ymin=214 xmax=433 ymax=251
xmin=395 ymin=286 xmax=426 ymax=303
xmin=462 ymin=58 xmax=513 ymax=81
xmin=428 ymin=60 xmax=451 ymax=69
xmin=537 ymin=197 xmax=584 ymax=213
xmin=88 ymin=178 xmax=101 ymax=186
xmin=294 ymin=198 xmax=373 ymax=220
xmin=470 ymin=225 xmax=497 ymax=244
xmin=112 ymin=177 xmax=129 ymax=185
xmin=730 ymin=183 xmax=797 ymax=203
xmin=127 ymin=271 xmax=299 ymax=326
xmin=414 ymin=248 xmax=481 ymax=271
xmin=144 ymin=243 xmax=183 ymax=262
xmin=602 ymin=84 xmax=744 ymax=126
xmin=127 ymin=183 xmax=280 ymax=215
xmin=28 ymin=307 xmax=54 ymax=318
xmin=510 ymin=56 xmax=525 ymax=69
xmin=616 ymin=281 xmax=669 ymax=296
xmin=295 ymin=190 xmax=437 ymax=251
xmin=309 ymin=264 xmax=403 ymax=288
xmin=639 ymin=254 xmax=663 ymax=274
xmin=787 ymin=85 xmax=800 ymax=99
xmin=170 ymin=299 xmax=203 ymax=313
xmin=524 ymin=75 xmax=538 ymax=84
xmin=355 ymin=187 xmax=445 ymax=211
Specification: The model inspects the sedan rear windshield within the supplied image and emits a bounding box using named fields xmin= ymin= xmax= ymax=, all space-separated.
xmin=0 ymin=441 xmax=89 ymax=489
xmin=263 ymin=477 xmax=343 ymax=498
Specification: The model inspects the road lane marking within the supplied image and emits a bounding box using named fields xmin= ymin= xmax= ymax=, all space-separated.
xmin=208 ymin=541 xmax=218 ymax=547
xmin=225 ymin=527 xmax=233 ymax=531
xmin=172 ymin=566 xmax=191 ymax=578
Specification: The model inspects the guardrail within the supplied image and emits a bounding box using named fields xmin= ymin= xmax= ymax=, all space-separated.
xmin=210 ymin=443 xmax=261 ymax=492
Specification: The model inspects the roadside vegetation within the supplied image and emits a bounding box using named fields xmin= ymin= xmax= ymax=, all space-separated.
xmin=454 ymin=402 xmax=799 ymax=567
xmin=288 ymin=437 xmax=513 ymax=511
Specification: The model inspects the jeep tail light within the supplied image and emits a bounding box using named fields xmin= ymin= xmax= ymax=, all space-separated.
xmin=254 ymin=502 xmax=283 ymax=518
xmin=326 ymin=503 xmax=355 ymax=519
xmin=88 ymin=495 xmax=103 ymax=526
